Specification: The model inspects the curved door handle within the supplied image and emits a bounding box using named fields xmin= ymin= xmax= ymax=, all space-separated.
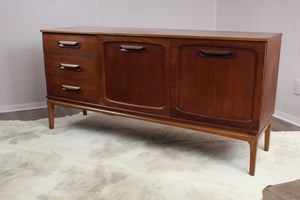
xmin=61 ymin=84 xmax=82 ymax=91
xmin=59 ymin=63 xmax=81 ymax=71
xmin=58 ymin=41 xmax=81 ymax=48
xmin=120 ymin=45 xmax=146 ymax=52
xmin=198 ymin=49 xmax=234 ymax=59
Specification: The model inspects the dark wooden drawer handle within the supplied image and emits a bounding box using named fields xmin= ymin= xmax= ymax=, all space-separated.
xmin=120 ymin=45 xmax=146 ymax=52
xmin=58 ymin=41 xmax=81 ymax=48
xmin=59 ymin=63 xmax=81 ymax=71
xmin=198 ymin=49 xmax=234 ymax=59
xmin=61 ymin=84 xmax=82 ymax=91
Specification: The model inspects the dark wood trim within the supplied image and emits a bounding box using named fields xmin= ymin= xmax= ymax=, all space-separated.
xmin=47 ymin=95 xmax=262 ymax=135
xmin=264 ymin=124 xmax=271 ymax=151
xmin=40 ymin=26 xmax=282 ymax=42
xmin=48 ymin=99 xmax=256 ymax=140
xmin=47 ymin=101 xmax=54 ymax=129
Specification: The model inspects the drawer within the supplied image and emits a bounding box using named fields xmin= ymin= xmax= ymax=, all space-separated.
xmin=44 ymin=55 xmax=99 ymax=80
xmin=43 ymin=33 xmax=98 ymax=57
xmin=46 ymin=76 xmax=99 ymax=104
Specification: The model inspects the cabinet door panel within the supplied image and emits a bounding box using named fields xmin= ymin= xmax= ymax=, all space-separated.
xmin=172 ymin=40 xmax=265 ymax=130
xmin=100 ymin=36 xmax=170 ymax=116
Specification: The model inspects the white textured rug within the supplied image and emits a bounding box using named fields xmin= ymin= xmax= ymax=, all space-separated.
xmin=0 ymin=112 xmax=300 ymax=200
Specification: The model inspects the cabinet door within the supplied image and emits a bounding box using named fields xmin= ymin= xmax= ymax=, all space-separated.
xmin=172 ymin=39 xmax=266 ymax=130
xmin=99 ymin=36 xmax=171 ymax=116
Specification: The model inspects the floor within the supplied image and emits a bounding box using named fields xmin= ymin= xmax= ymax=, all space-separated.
xmin=0 ymin=107 xmax=299 ymax=132
xmin=2 ymin=109 xmax=300 ymax=200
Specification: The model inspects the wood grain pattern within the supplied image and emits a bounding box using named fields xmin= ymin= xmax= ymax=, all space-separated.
xmin=248 ymin=137 xmax=258 ymax=176
xmin=171 ymin=39 xmax=266 ymax=131
xmin=99 ymin=36 xmax=171 ymax=116
xmin=176 ymin=45 xmax=256 ymax=120
xmin=46 ymin=96 xmax=264 ymax=135
xmin=46 ymin=76 xmax=100 ymax=104
xmin=44 ymin=55 xmax=100 ymax=81
xmin=41 ymin=26 xmax=282 ymax=42
xmin=259 ymin=37 xmax=282 ymax=131
xmin=43 ymin=33 xmax=98 ymax=58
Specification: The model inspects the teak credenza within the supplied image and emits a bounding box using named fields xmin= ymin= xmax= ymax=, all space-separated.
xmin=41 ymin=27 xmax=282 ymax=175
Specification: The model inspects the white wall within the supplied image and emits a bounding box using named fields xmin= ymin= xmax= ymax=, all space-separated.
xmin=217 ymin=0 xmax=300 ymax=126
xmin=1 ymin=0 xmax=299 ymax=126
xmin=0 ymin=0 xmax=217 ymax=113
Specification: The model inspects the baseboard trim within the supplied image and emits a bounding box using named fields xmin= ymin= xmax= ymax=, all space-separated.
xmin=274 ymin=110 xmax=300 ymax=127
xmin=0 ymin=101 xmax=47 ymax=113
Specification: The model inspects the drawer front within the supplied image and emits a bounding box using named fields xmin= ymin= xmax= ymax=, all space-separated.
xmin=43 ymin=33 xmax=98 ymax=57
xmin=44 ymin=55 xmax=99 ymax=80
xmin=46 ymin=76 xmax=99 ymax=104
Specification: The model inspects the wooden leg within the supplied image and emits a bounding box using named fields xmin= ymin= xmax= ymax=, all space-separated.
xmin=82 ymin=110 xmax=87 ymax=116
xmin=47 ymin=101 xmax=55 ymax=129
xmin=248 ymin=137 xmax=258 ymax=176
xmin=264 ymin=124 xmax=271 ymax=151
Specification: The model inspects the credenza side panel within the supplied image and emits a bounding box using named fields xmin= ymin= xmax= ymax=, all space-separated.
xmin=98 ymin=36 xmax=171 ymax=116
xmin=171 ymin=39 xmax=267 ymax=131
xmin=259 ymin=37 xmax=282 ymax=131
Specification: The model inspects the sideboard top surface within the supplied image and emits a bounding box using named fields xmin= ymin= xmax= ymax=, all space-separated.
xmin=40 ymin=26 xmax=282 ymax=42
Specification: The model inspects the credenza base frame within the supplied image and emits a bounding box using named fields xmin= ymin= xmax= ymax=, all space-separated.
xmin=47 ymin=99 xmax=271 ymax=176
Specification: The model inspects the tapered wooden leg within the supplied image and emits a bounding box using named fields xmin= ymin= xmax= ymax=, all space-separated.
xmin=248 ymin=138 xmax=258 ymax=176
xmin=264 ymin=124 xmax=271 ymax=151
xmin=47 ymin=101 xmax=55 ymax=129
xmin=82 ymin=110 xmax=87 ymax=116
